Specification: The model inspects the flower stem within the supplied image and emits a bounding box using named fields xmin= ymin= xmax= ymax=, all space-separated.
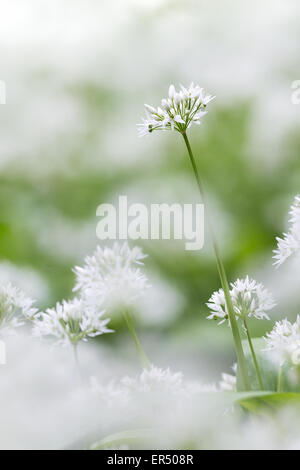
xmin=243 ymin=317 xmax=264 ymax=390
xmin=182 ymin=131 xmax=250 ymax=391
xmin=277 ymin=365 xmax=282 ymax=392
xmin=122 ymin=309 xmax=150 ymax=369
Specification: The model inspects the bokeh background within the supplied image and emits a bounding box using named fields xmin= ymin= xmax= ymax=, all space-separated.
xmin=1 ymin=0 xmax=300 ymax=382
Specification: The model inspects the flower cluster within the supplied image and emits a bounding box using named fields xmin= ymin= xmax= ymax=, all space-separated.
xmin=33 ymin=298 xmax=112 ymax=347
xmin=121 ymin=365 xmax=184 ymax=394
xmin=219 ymin=364 xmax=237 ymax=392
xmin=264 ymin=316 xmax=300 ymax=365
xmin=273 ymin=195 xmax=300 ymax=267
xmin=137 ymin=83 xmax=214 ymax=137
xmin=207 ymin=276 xmax=275 ymax=325
xmin=73 ymin=242 xmax=150 ymax=313
xmin=0 ymin=283 xmax=37 ymax=334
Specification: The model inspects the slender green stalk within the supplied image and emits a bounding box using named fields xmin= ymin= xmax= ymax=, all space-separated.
xmin=122 ymin=309 xmax=150 ymax=369
xmin=182 ymin=132 xmax=250 ymax=391
xmin=277 ymin=365 xmax=282 ymax=392
xmin=243 ymin=317 xmax=264 ymax=390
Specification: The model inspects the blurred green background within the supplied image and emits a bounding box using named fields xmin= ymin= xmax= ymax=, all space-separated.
xmin=1 ymin=0 xmax=300 ymax=378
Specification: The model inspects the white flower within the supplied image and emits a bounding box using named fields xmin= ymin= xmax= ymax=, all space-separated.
xmin=121 ymin=365 xmax=184 ymax=394
xmin=32 ymin=298 xmax=112 ymax=346
xmin=0 ymin=283 xmax=37 ymax=334
xmin=207 ymin=276 xmax=275 ymax=325
xmin=264 ymin=316 xmax=300 ymax=365
xmin=219 ymin=364 xmax=237 ymax=392
xmin=73 ymin=242 xmax=150 ymax=312
xmin=273 ymin=195 xmax=300 ymax=267
xmin=137 ymin=83 xmax=214 ymax=136
xmin=219 ymin=373 xmax=236 ymax=392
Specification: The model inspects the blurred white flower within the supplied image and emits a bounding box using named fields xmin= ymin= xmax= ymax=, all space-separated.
xmin=273 ymin=195 xmax=300 ymax=267
xmin=33 ymin=298 xmax=112 ymax=347
xmin=135 ymin=274 xmax=184 ymax=326
xmin=121 ymin=365 xmax=184 ymax=394
xmin=264 ymin=316 xmax=300 ymax=365
xmin=0 ymin=262 xmax=49 ymax=304
xmin=0 ymin=283 xmax=37 ymax=334
xmin=219 ymin=364 xmax=237 ymax=392
xmin=73 ymin=242 xmax=150 ymax=312
xmin=138 ymin=83 xmax=214 ymax=137
xmin=207 ymin=276 xmax=275 ymax=325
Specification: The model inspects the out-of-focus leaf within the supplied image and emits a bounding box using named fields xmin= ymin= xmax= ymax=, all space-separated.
xmin=238 ymin=392 xmax=300 ymax=412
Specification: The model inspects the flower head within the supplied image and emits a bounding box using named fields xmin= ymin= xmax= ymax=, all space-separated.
xmin=219 ymin=364 xmax=237 ymax=392
xmin=207 ymin=276 xmax=275 ymax=325
xmin=33 ymin=298 xmax=112 ymax=346
xmin=121 ymin=365 xmax=184 ymax=394
xmin=0 ymin=283 xmax=37 ymax=334
xmin=138 ymin=83 xmax=214 ymax=137
xmin=73 ymin=242 xmax=150 ymax=312
xmin=273 ymin=195 xmax=300 ymax=267
xmin=264 ymin=317 xmax=300 ymax=365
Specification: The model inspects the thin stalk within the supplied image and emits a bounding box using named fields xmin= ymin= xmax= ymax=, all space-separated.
xmin=182 ymin=131 xmax=250 ymax=391
xmin=277 ymin=365 xmax=282 ymax=392
xmin=122 ymin=309 xmax=150 ymax=369
xmin=243 ymin=317 xmax=264 ymax=390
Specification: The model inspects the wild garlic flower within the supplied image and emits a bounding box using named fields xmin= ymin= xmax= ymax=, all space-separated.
xmin=207 ymin=276 xmax=275 ymax=325
xmin=121 ymin=365 xmax=184 ymax=394
xmin=137 ymin=83 xmax=214 ymax=137
xmin=73 ymin=242 xmax=150 ymax=312
xmin=0 ymin=283 xmax=37 ymax=334
xmin=264 ymin=317 xmax=300 ymax=365
xmin=33 ymin=298 xmax=112 ymax=347
xmin=273 ymin=195 xmax=300 ymax=267
xmin=219 ymin=364 xmax=237 ymax=392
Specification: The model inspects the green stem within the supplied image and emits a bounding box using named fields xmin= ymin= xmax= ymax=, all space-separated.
xmin=182 ymin=131 xmax=250 ymax=391
xmin=122 ymin=309 xmax=150 ymax=369
xmin=243 ymin=317 xmax=264 ymax=390
xmin=277 ymin=365 xmax=282 ymax=392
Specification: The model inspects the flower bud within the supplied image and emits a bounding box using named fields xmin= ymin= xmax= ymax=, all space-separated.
xmin=161 ymin=99 xmax=170 ymax=111
xmin=144 ymin=104 xmax=157 ymax=114
xmin=168 ymin=84 xmax=176 ymax=99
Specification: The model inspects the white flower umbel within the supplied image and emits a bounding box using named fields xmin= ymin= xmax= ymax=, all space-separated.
xmin=207 ymin=276 xmax=275 ymax=325
xmin=33 ymin=298 xmax=112 ymax=347
xmin=74 ymin=242 xmax=150 ymax=367
xmin=265 ymin=317 xmax=300 ymax=366
xmin=219 ymin=364 xmax=237 ymax=392
xmin=0 ymin=283 xmax=37 ymax=334
xmin=207 ymin=276 xmax=275 ymax=391
xmin=121 ymin=365 xmax=184 ymax=394
xmin=264 ymin=317 xmax=300 ymax=391
xmin=137 ymin=83 xmax=214 ymax=137
xmin=273 ymin=195 xmax=300 ymax=267
xmin=73 ymin=242 xmax=149 ymax=312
